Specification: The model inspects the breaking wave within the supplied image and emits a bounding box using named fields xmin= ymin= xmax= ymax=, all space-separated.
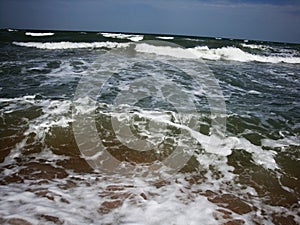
xmin=100 ymin=32 xmax=144 ymax=42
xmin=13 ymin=41 xmax=129 ymax=49
xmin=12 ymin=40 xmax=300 ymax=64
xmin=156 ymin=36 xmax=174 ymax=40
xmin=136 ymin=43 xmax=300 ymax=64
xmin=25 ymin=32 xmax=55 ymax=37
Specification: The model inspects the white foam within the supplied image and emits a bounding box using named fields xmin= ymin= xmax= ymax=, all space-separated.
xmin=24 ymin=99 xmax=73 ymax=139
xmin=101 ymin=32 xmax=144 ymax=42
xmin=119 ymin=192 xmax=218 ymax=225
xmin=135 ymin=43 xmax=300 ymax=63
xmin=248 ymin=90 xmax=261 ymax=95
xmin=110 ymin=108 xmax=236 ymax=157
xmin=156 ymin=36 xmax=174 ymax=40
xmin=8 ymin=29 xmax=17 ymax=32
xmin=25 ymin=32 xmax=55 ymax=37
xmin=262 ymin=136 xmax=300 ymax=148
xmin=73 ymin=97 xmax=98 ymax=114
xmin=191 ymin=46 xmax=300 ymax=63
xmin=0 ymin=95 xmax=36 ymax=103
xmin=13 ymin=40 xmax=298 ymax=64
xmin=1 ymin=170 xmax=296 ymax=225
xmin=0 ymin=173 xmax=221 ymax=225
xmin=13 ymin=41 xmax=130 ymax=49
xmin=241 ymin=43 xmax=269 ymax=50
xmin=183 ymin=38 xmax=204 ymax=42
xmin=235 ymin=138 xmax=278 ymax=170
xmin=0 ymin=97 xmax=73 ymax=160
xmin=135 ymin=43 xmax=197 ymax=59
xmin=1 ymin=96 xmax=297 ymax=224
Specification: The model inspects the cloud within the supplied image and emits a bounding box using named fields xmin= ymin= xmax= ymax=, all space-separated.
xmin=0 ymin=0 xmax=299 ymax=43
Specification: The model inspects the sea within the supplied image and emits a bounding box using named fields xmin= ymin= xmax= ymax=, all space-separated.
xmin=0 ymin=29 xmax=299 ymax=225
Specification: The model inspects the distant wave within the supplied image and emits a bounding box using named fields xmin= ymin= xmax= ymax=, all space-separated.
xmin=13 ymin=41 xmax=129 ymax=49
xmin=241 ymin=43 xmax=269 ymax=50
xmin=135 ymin=43 xmax=300 ymax=64
xmin=12 ymin=41 xmax=300 ymax=63
xmin=8 ymin=29 xmax=17 ymax=32
xmin=182 ymin=38 xmax=205 ymax=42
xmin=189 ymin=46 xmax=300 ymax=63
xmin=25 ymin=32 xmax=55 ymax=37
xmin=100 ymin=32 xmax=143 ymax=42
xmin=156 ymin=36 xmax=174 ymax=40
xmin=135 ymin=43 xmax=196 ymax=59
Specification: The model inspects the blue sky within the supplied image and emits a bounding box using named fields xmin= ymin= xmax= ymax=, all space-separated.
xmin=0 ymin=0 xmax=299 ymax=43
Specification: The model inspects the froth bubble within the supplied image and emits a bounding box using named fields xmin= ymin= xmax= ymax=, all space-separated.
xmin=72 ymin=40 xmax=227 ymax=180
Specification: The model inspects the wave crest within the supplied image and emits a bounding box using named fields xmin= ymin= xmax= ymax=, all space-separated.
xmin=25 ymin=32 xmax=55 ymax=37
xmin=12 ymin=40 xmax=300 ymax=64
xmin=13 ymin=41 xmax=130 ymax=49
xmin=100 ymin=32 xmax=143 ymax=42
xmin=135 ymin=43 xmax=300 ymax=64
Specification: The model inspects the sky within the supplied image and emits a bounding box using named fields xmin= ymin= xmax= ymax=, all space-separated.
xmin=0 ymin=0 xmax=299 ymax=43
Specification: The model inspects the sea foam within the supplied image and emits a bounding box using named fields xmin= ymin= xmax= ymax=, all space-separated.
xmin=25 ymin=32 xmax=55 ymax=37
xmin=13 ymin=41 xmax=130 ymax=49
xmin=12 ymin=41 xmax=300 ymax=64
xmin=156 ymin=36 xmax=174 ymax=40
xmin=135 ymin=43 xmax=300 ymax=64
xmin=240 ymin=43 xmax=270 ymax=50
xmin=101 ymin=32 xmax=144 ymax=42
xmin=191 ymin=46 xmax=300 ymax=63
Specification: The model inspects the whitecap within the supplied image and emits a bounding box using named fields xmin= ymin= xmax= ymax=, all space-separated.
xmin=241 ymin=43 xmax=269 ymax=50
xmin=13 ymin=41 xmax=130 ymax=49
xmin=192 ymin=46 xmax=300 ymax=63
xmin=156 ymin=36 xmax=174 ymax=40
xmin=135 ymin=43 xmax=300 ymax=63
xmin=248 ymin=90 xmax=261 ymax=95
xmin=135 ymin=43 xmax=197 ymax=59
xmin=25 ymin=32 xmax=55 ymax=37
xmin=101 ymin=32 xmax=143 ymax=42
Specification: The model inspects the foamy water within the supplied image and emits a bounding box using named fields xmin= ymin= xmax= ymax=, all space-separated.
xmin=25 ymin=32 xmax=55 ymax=37
xmin=156 ymin=36 xmax=175 ymax=40
xmin=1 ymin=29 xmax=300 ymax=225
xmin=13 ymin=41 xmax=130 ymax=49
xmin=101 ymin=32 xmax=144 ymax=42
xmin=13 ymin=41 xmax=300 ymax=64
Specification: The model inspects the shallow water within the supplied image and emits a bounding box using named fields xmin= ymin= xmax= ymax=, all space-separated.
xmin=0 ymin=29 xmax=299 ymax=225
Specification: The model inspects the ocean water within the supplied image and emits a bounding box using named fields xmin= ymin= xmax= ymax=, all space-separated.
xmin=0 ymin=29 xmax=300 ymax=225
